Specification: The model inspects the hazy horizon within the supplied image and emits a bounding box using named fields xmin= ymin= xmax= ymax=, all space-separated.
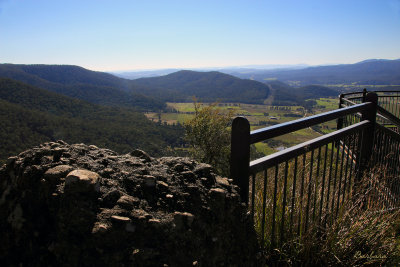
xmin=1 ymin=58 xmax=399 ymax=74
xmin=109 ymin=59 xmax=400 ymax=73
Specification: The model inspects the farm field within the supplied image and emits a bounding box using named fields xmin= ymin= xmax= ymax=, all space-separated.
xmin=145 ymin=98 xmax=339 ymax=156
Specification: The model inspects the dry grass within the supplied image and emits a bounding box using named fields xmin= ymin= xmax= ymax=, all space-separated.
xmin=253 ymin=160 xmax=400 ymax=266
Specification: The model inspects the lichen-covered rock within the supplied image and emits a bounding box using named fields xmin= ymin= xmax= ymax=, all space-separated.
xmin=0 ymin=141 xmax=260 ymax=266
xmin=65 ymin=169 xmax=101 ymax=193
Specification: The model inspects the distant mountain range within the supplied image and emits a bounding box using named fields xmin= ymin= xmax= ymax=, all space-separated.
xmin=114 ymin=69 xmax=180 ymax=79
xmin=112 ymin=59 xmax=400 ymax=88
xmin=111 ymin=64 xmax=309 ymax=79
xmin=224 ymin=59 xmax=400 ymax=86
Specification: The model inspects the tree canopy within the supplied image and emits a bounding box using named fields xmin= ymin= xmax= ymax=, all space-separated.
xmin=184 ymin=101 xmax=233 ymax=176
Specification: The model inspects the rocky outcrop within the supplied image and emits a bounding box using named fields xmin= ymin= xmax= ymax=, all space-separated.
xmin=0 ymin=141 xmax=260 ymax=266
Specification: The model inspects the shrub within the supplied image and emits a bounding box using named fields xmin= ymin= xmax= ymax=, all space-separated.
xmin=184 ymin=100 xmax=233 ymax=176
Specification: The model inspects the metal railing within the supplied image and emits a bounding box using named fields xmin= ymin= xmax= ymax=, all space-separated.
xmin=340 ymin=89 xmax=400 ymax=131
xmin=229 ymin=92 xmax=400 ymax=249
xmin=340 ymin=90 xmax=400 ymax=208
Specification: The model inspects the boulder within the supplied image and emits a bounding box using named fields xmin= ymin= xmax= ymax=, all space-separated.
xmin=65 ymin=169 xmax=101 ymax=193
xmin=0 ymin=141 xmax=260 ymax=266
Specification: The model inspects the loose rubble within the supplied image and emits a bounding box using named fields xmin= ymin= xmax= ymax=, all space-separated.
xmin=0 ymin=141 xmax=260 ymax=266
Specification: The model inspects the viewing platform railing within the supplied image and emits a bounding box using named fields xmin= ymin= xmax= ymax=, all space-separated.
xmin=230 ymin=91 xmax=400 ymax=249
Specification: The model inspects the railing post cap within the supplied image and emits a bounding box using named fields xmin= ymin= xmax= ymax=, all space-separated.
xmin=232 ymin=116 xmax=250 ymax=128
xmin=365 ymin=92 xmax=378 ymax=103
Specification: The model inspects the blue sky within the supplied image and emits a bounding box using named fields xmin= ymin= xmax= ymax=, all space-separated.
xmin=0 ymin=0 xmax=399 ymax=71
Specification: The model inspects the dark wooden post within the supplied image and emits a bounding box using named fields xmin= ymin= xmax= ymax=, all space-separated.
xmin=358 ymin=92 xmax=378 ymax=181
xmin=362 ymin=88 xmax=367 ymax=102
xmin=230 ymin=117 xmax=250 ymax=204
xmin=337 ymin=94 xmax=344 ymax=130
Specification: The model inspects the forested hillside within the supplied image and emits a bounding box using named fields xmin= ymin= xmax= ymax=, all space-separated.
xmin=0 ymin=64 xmax=165 ymax=111
xmin=266 ymin=80 xmax=338 ymax=106
xmin=0 ymin=78 xmax=184 ymax=162
xmin=0 ymin=64 xmax=276 ymax=107
xmin=132 ymin=70 xmax=271 ymax=104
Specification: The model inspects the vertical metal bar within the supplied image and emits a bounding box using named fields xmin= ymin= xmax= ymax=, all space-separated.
xmin=355 ymin=128 xmax=364 ymax=182
xmin=394 ymin=140 xmax=400 ymax=192
xmin=389 ymin=138 xmax=397 ymax=207
xmin=377 ymin=128 xmax=384 ymax=165
xmin=354 ymin=130 xmax=361 ymax=184
xmin=381 ymin=133 xmax=389 ymax=166
xmin=342 ymin=134 xmax=351 ymax=203
xmin=313 ymin=146 xmax=322 ymax=222
xmin=261 ymin=169 xmax=268 ymax=249
xmin=305 ymin=149 xmax=314 ymax=232
xmin=393 ymin=93 xmax=396 ymax=118
xmin=319 ymin=144 xmax=328 ymax=225
xmin=380 ymin=134 xmax=390 ymax=207
xmin=386 ymin=94 xmax=390 ymax=114
xmin=336 ymin=135 xmax=347 ymax=216
xmin=383 ymin=94 xmax=386 ymax=111
xmin=395 ymin=140 xmax=400 ymax=205
xmin=271 ymin=165 xmax=279 ymax=248
xmin=251 ymin=173 xmax=256 ymax=218
xmin=331 ymin=140 xmax=341 ymax=220
xmin=393 ymin=138 xmax=399 ymax=178
xmin=280 ymin=161 xmax=289 ymax=244
xmin=373 ymin=129 xmax=381 ymax=164
xmin=290 ymin=157 xmax=298 ymax=235
xmin=383 ymin=135 xmax=391 ymax=206
xmin=347 ymin=131 xmax=357 ymax=196
xmin=386 ymin=135 xmax=392 ymax=179
xmin=388 ymin=136 xmax=395 ymax=179
xmin=391 ymin=137 xmax=397 ymax=178
xmin=378 ymin=133 xmax=387 ymax=206
xmin=298 ymin=153 xmax=306 ymax=234
xmin=325 ymin=142 xmax=335 ymax=225
xmin=391 ymin=93 xmax=395 ymax=115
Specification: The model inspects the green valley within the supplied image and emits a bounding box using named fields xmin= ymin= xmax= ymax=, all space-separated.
xmin=146 ymin=98 xmax=338 ymax=158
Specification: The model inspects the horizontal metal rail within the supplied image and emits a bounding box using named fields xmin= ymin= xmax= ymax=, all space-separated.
xmin=341 ymin=91 xmax=365 ymax=97
xmin=377 ymin=105 xmax=400 ymax=128
xmin=250 ymin=121 xmax=370 ymax=174
xmin=347 ymin=96 xmax=364 ymax=101
xmin=376 ymin=123 xmax=400 ymax=140
xmin=250 ymin=102 xmax=372 ymax=144
xmin=341 ymin=98 xmax=357 ymax=106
